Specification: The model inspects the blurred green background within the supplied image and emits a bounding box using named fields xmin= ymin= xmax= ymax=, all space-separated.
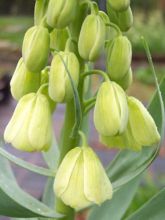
xmin=0 ymin=0 xmax=165 ymax=218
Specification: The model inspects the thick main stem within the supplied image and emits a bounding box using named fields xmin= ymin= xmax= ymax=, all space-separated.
xmin=55 ymin=99 xmax=79 ymax=220
xmin=59 ymin=100 xmax=79 ymax=162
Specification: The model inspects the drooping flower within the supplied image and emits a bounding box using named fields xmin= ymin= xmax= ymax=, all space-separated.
xmin=4 ymin=93 xmax=52 ymax=152
xmin=54 ymin=146 xmax=113 ymax=210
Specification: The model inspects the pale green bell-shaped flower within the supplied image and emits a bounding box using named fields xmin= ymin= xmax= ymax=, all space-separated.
xmin=100 ymin=96 xmax=160 ymax=151
xmin=108 ymin=0 xmax=130 ymax=12
xmin=106 ymin=36 xmax=132 ymax=81
xmin=10 ymin=58 xmax=40 ymax=100
xmin=22 ymin=26 xmax=50 ymax=73
xmin=4 ymin=93 xmax=52 ymax=152
xmin=128 ymin=96 xmax=160 ymax=146
xmin=49 ymin=51 xmax=79 ymax=103
xmin=54 ymin=146 xmax=113 ymax=210
xmin=94 ymin=81 xmax=128 ymax=136
xmin=78 ymin=14 xmax=106 ymax=61
xmin=47 ymin=0 xmax=77 ymax=28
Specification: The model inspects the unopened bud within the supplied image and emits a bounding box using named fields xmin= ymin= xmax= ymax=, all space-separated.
xmin=107 ymin=0 xmax=130 ymax=12
xmin=78 ymin=14 xmax=106 ymax=61
xmin=107 ymin=2 xmax=133 ymax=32
xmin=128 ymin=96 xmax=160 ymax=147
xmin=47 ymin=0 xmax=77 ymax=28
xmin=50 ymin=28 xmax=69 ymax=52
xmin=49 ymin=52 xmax=79 ymax=103
xmin=10 ymin=58 xmax=40 ymax=100
xmin=94 ymin=81 xmax=128 ymax=136
xmin=22 ymin=26 xmax=50 ymax=73
xmin=106 ymin=36 xmax=132 ymax=80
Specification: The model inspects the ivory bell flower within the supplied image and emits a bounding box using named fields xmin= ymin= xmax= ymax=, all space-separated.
xmin=4 ymin=93 xmax=52 ymax=152
xmin=54 ymin=146 xmax=113 ymax=210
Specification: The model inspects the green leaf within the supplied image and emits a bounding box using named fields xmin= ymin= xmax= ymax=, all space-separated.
xmin=126 ymin=188 xmax=165 ymax=220
xmin=107 ymin=76 xmax=165 ymax=190
xmin=0 ymin=144 xmax=55 ymax=177
xmin=0 ymin=153 xmax=62 ymax=218
xmin=42 ymin=137 xmax=57 ymax=214
xmin=88 ymin=175 xmax=141 ymax=220
xmin=42 ymin=178 xmax=55 ymax=208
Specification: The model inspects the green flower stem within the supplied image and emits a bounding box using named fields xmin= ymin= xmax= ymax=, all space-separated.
xmin=59 ymin=100 xmax=79 ymax=162
xmin=81 ymin=69 xmax=110 ymax=82
xmin=79 ymin=131 xmax=88 ymax=146
xmin=37 ymin=83 xmax=48 ymax=94
xmin=80 ymin=0 xmax=99 ymax=14
xmin=106 ymin=22 xmax=122 ymax=36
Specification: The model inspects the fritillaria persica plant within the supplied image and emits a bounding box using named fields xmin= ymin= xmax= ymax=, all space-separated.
xmin=1 ymin=0 xmax=165 ymax=220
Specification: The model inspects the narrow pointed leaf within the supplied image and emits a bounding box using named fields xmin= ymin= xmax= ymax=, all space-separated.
xmin=0 ymin=152 xmax=62 ymax=218
xmin=0 ymin=145 xmax=55 ymax=177
xmin=126 ymin=188 xmax=165 ymax=220
xmin=42 ymin=137 xmax=57 ymax=213
xmin=88 ymin=175 xmax=141 ymax=220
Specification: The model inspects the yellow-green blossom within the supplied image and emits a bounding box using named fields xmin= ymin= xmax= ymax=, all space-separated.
xmin=10 ymin=58 xmax=40 ymax=100
xmin=49 ymin=51 xmax=79 ymax=103
xmin=4 ymin=93 xmax=52 ymax=152
xmin=94 ymin=81 xmax=128 ymax=136
xmin=54 ymin=146 xmax=113 ymax=210
xmin=78 ymin=14 xmax=106 ymax=61
xmin=101 ymin=96 xmax=160 ymax=151
xmin=22 ymin=26 xmax=50 ymax=73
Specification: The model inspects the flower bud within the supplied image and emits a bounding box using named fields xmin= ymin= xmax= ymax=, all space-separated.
xmin=107 ymin=2 xmax=133 ymax=32
xmin=10 ymin=58 xmax=40 ymax=100
xmin=108 ymin=0 xmax=130 ymax=12
xmin=50 ymin=28 xmax=69 ymax=52
xmin=34 ymin=0 xmax=49 ymax=25
xmin=118 ymin=7 xmax=133 ymax=32
xmin=94 ymin=81 xmax=128 ymax=136
xmin=47 ymin=0 xmax=77 ymax=28
xmin=100 ymin=96 xmax=160 ymax=151
xmin=78 ymin=14 xmax=106 ymax=61
xmin=116 ymin=68 xmax=133 ymax=90
xmin=128 ymin=97 xmax=160 ymax=146
xmin=4 ymin=93 xmax=52 ymax=152
xmin=69 ymin=2 xmax=88 ymax=40
xmin=54 ymin=146 xmax=113 ymax=210
xmin=49 ymin=51 xmax=79 ymax=103
xmin=106 ymin=36 xmax=132 ymax=81
xmin=22 ymin=26 xmax=50 ymax=73
xmin=106 ymin=1 xmax=119 ymax=26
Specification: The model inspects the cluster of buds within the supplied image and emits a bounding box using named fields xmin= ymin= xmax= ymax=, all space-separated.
xmin=4 ymin=0 xmax=160 ymax=212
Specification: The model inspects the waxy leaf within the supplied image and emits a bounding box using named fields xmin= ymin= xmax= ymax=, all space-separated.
xmin=126 ymin=188 xmax=165 ymax=220
xmin=88 ymin=175 xmax=140 ymax=220
xmin=0 ymin=147 xmax=62 ymax=218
